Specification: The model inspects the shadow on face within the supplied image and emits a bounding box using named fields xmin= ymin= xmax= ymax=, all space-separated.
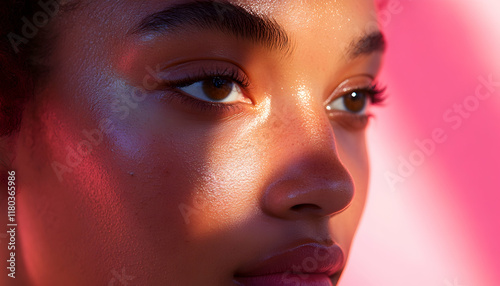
xmin=5 ymin=0 xmax=385 ymax=285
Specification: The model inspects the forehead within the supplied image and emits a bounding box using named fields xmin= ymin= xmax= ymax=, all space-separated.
xmin=234 ymin=0 xmax=378 ymax=25
xmin=52 ymin=0 xmax=382 ymax=84
xmin=65 ymin=0 xmax=378 ymax=36
xmin=74 ymin=1 xmax=379 ymax=57
xmin=234 ymin=0 xmax=380 ymax=50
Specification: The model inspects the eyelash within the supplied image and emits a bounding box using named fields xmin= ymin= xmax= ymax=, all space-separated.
xmin=368 ymin=83 xmax=387 ymax=105
xmin=159 ymin=68 xmax=387 ymax=117
xmin=159 ymin=67 xmax=250 ymax=114
xmin=161 ymin=67 xmax=250 ymax=89
xmin=355 ymin=83 xmax=387 ymax=106
xmin=327 ymin=83 xmax=387 ymax=130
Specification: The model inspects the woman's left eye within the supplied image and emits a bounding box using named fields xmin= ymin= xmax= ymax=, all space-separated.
xmin=326 ymin=90 xmax=371 ymax=115
xmin=178 ymin=77 xmax=246 ymax=103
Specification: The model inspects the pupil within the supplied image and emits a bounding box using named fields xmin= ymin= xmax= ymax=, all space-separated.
xmin=212 ymin=77 xmax=225 ymax=88
xmin=202 ymin=77 xmax=233 ymax=101
xmin=343 ymin=91 xmax=366 ymax=113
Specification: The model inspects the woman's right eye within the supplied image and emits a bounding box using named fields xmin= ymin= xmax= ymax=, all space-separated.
xmin=178 ymin=77 xmax=248 ymax=104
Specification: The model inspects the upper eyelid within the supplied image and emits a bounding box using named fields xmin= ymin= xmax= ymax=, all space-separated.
xmin=158 ymin=64 xmax=251 ymax=88
xmin=158 ymin=70 xmax=249 ymax=91
xmin=324 ymin=78 xmax=375 ymax=106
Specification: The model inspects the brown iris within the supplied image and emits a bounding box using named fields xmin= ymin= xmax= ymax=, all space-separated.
xmin=343 ymin=91 xmax=366 ymax=113
xmin=202 ymin=77 xmax=233 ymax=101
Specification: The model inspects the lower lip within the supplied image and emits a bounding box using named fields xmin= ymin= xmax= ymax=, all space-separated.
xmin=234 ymin=273 xmax=333 ymax=286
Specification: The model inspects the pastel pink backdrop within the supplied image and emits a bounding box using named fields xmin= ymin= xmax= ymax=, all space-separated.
xmin=341 ymin=0 xmax=500 ymax=285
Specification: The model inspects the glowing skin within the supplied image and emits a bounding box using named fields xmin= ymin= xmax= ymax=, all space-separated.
xmin=5 ymin=0 xmax=384 ymax=285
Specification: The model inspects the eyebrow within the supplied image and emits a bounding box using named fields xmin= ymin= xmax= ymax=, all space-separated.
xmin=131 ymin=1 xmax=385 ymax=59
xmin=347 ymin=32 xmax=386 ymax=59
xmin=131 ymin=1 xmax=292 ymax=53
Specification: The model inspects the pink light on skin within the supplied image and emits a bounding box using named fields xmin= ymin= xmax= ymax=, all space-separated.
xmin=17 ymin=113 xmax=128 ymax=285
xmin=341 ymin=0 xmax=500 ymax=285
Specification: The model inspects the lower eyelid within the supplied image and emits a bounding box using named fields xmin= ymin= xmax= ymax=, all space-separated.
xmin=161 ymin=89 xmax=244 ymax=116
xmin=326 ymin=110 xmax=372 ymax=131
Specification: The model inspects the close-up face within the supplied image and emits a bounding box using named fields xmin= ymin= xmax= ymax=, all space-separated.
xmin=11 ymin=0 xmax=385 ymax=285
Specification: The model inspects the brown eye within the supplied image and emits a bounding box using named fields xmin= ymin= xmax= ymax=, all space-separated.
xmin=202 ymin=77 xmax=233 ymax=101
xmin=343 ymin=91 xmax=367 ymax=113
xmin=179 ymin=76 xmax=245 ymax=104
xmin=326 ymin=89 xmax=370 ymax=115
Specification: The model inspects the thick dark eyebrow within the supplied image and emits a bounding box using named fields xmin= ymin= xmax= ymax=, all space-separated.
xmin=130 ymin=1 xmax=292 ymax=54
xmin=347 ymin=32 xmax=387 ymax=59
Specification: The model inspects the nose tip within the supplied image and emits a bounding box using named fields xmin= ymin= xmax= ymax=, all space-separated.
xmin=261 ymin=157 xmax=355 ymax=220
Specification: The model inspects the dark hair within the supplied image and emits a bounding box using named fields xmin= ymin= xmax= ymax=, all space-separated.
xmin=0 ymin=0 xmax=38 ymax=136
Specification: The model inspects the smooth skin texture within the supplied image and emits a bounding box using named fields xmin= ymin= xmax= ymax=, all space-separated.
xmin=4 ymin=0 xmax=384 ymax=285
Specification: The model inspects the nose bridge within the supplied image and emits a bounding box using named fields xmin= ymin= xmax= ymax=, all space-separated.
xmin=272 ymin=84 xmax=336 ymax=155
xmin=260 ymin=87 xmax=355 ymax=220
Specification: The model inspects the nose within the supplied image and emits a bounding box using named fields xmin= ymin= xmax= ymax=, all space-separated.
xmin=260 ymin=104 xmax=355 ymax=220
xmin=261 ymin=154 xmax=355 ymax=220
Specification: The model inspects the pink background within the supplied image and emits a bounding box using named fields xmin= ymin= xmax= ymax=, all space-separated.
xmin=341 ymin=0 xmax=500 ymax=285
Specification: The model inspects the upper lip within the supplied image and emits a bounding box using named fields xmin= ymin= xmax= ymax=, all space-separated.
xmin=235 ymin=243 xmax=345 ymax=277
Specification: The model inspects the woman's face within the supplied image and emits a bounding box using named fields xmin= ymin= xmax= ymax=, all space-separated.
xmin=14 ymin=0 xmax=384 ymax=285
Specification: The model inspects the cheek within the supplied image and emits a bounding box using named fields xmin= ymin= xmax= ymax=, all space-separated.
xmin=18 ymin=90 xmax=225 ymax=279
xmin=329 ymin=127 xmax=369 ymax=250
xmin=163 ymin=130 xmax=267 ymax=237
xmin=335 ymin=127 xmax=370 ymax=192
xmin=89 ymin=104 xmax=266 ymax=240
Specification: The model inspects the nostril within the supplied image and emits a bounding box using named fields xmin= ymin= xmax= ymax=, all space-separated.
xmin=290 ymin=204 xmax=322 ymax=212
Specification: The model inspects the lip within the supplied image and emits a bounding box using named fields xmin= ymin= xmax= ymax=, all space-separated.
xmin=234 ymin=243 xmax=344 ymax=286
